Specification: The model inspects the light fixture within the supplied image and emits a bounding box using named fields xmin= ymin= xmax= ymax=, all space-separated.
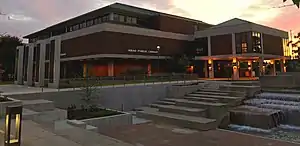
xmin=5 ymin=105 xmax=23 ymax=146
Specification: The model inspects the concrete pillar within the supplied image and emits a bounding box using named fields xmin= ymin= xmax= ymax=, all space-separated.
xmin=247 ymin=61 xmax=252 ymax=77
xmin=37 ymin=41 xmax=46 ymax=87
xmin=208 ymin=59 xmax=214 ymax=78
xmin=108 ymin=61 xmax=114 ymax=77
xmin=280 ymin=59 xmax=286 ymax=72
xmin=208 ymin=36 xmax=211 ymax=56
xmin=259 ymin=57 xmax=265 ymax=76
xmin=232 ymin=58 xmax=239 ymax=80
xmin=15 ymin=46 xmax=24 ymax=84
xmin=48 ymin=37 xmax=61 ymax=88
xmin=109 ymin=13 xmax=114 ymax=21
xmin=147 ymin=64 xmax=151 ymax=76
xmin=232 ymin=33 xmax=236 ymax=55
xmin=204 ymin=61 xmax=208 ymax=78
xmin=270 ymin=60 xmax=276 ymax=75
xmin=25 ymin=44 xmax=34 ymax=86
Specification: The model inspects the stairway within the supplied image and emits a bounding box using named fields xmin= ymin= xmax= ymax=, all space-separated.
xmin=136 ymin=87 xmax=244 ymax=131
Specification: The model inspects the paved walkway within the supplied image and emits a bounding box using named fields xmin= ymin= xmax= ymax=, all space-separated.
xmin=102 ymin=123 xmax=300 ymax=146
xmin=0 ymin=120 xmax=133 ymax=146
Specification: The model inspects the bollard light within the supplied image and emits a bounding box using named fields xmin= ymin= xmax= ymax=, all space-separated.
xmin=4 ymin=105 xmax=22 ymax=146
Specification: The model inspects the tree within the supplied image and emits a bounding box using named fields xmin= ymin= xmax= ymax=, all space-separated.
xmin=284 ymin=0 xmax=300 ymax=8
xmin=0 ymin=35 xmax=22 ymax=80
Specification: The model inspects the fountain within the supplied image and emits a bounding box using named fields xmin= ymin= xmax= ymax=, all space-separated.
xmin=228 ymin=92 xmax=300 ymax=143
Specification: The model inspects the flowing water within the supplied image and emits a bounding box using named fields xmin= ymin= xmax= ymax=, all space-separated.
xmin=227 ymin=92 xmax=300 ymax=143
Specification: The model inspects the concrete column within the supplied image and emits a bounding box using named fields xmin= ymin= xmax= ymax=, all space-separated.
xmin=232 ymin=58 xmax=239 ymax=80
xmin=147 ymin=64 xmax=151 ymax=76
xmin=232 ymin=33 xmax=236 ymax=55
xmin=270 ymin=60 xmax=276 ymax=76
xmin=259 ymin=57 xmax=264 ymax=76
xmin=15 ymin=46 xmax=24 ymax=84
xmin=208 ymin=36 xmax=211 ymax=56
xmin=204 ymin=61 xmax=208 ymax=78
xmin=48 ymin=37 xmax=61 ymax=88
xmin=280 ymin=59 xmax=286 ymax=72
xmin=248 ymin=61 xmax=252 ymax=77
xmin=109 ymin=13 xmax=114 ymax=21
xmin=108 ymin=61 xmax=114 ymax=77
xmin=208 ymin=59 xmax=214 ymax=78
xmin=25 ymin=44 xmax=34 ymax=86
xmin=38 ymin=41 xmax=46 ymax=87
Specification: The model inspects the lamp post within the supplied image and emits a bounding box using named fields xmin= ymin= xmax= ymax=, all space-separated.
xmin=4 ymin=105 xmax=23 ymax=146
xmin=157 ymin=46 xmax=160 ymax=73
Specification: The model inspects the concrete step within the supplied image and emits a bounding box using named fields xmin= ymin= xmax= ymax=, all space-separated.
xmin=163 ymin=98 xmax=227 ymax=119
xmin=194 ymin=91 xmax=229 ymax=96
xmin=22 ymin=99 xmax=55 ymax=112
xmin=183 ymin=96 xmax=220 ymax=103
xmin=187 ymin=93 xmax=242 ymax=102
xmin=164 ymin=98 xmax=226 ymax=108
xmin=150 ymin=104 xmax=207 ymax=117
xmin=136 ymin=107 xmax=217 ymax=131
xmin=154 ymin=100 xmax=176 ymax=105
xmin=198 ymin=89 xmax=246 ymax=97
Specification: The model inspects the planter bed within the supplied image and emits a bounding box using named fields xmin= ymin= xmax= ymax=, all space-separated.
xmin=67 ymin=108 xmax=122 ymax=120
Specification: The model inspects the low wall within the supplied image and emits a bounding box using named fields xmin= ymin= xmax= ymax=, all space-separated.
xmin=9 ymin=84 xmax=171 ymax=111
xmin=81 ymin=112 xmax=132 ymax=132
xmin=260 ymin=75 xmax=297 ymax=89
xmin=67 ymin=112 xmax=132 ymax=132
xmin=0 ymin=97 xmax=22 ymax=117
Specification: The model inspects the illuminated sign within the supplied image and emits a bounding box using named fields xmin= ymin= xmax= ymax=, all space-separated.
xmin=128 ymin=49 xmax=158 ymax=54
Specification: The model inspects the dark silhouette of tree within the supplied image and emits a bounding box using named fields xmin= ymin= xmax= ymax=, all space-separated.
xmin=283 ymin=0 xmax=300 ymax=8
xmin=0 ymin=35 xmax=22 ymax=79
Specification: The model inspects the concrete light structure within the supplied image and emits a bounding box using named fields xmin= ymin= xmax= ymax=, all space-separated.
xmin=4 ymin=105 xmax=22 ymax=146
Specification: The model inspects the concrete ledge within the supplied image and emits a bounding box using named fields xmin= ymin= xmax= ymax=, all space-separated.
xmin=0 ymin=97 xmax=22 ymax=117
xmin=81 ymin=112 xmax=132 ymax=132
xmin=67 ymin=120 xmax=87 ymax=129
xmin=260 ymin=75 xmax=297 ymax=89
xmin=219 ymin=85 xmax=260 ymax=98
xmin=22 ymin=99 xmax=55 ymax=112
xmin=230 ymin=106 xmax=283 ymax=129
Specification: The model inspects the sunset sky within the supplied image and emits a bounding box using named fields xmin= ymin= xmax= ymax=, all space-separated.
xmin=0 ymin=0 xmax=299 ymax=38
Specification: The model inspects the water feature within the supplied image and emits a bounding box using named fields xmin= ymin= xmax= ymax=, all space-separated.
xmin=227 ymin=92 xmax=300 ymax=143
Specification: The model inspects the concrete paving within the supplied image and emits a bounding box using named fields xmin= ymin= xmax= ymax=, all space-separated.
xmin=0 ymin=120 xmax=133 ymax=146
xmin=102 ymin=122 xmax=300 ymax=146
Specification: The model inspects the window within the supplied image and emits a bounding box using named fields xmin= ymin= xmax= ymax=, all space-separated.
xmin=235 ymin=32 xmax=249 ymax=54
xmin=242 ymin=43 xmax=247 ymax=53
xmin=120 ymin=15 xmax=125 ymax=22
xmin=132 ymin=17 xmax=137 ymax=24
xmin=126 ymin=16 xmax=132 ymax=23
xmin=113 ymin=13 xmax=119 ymax=21
xmin=69 ymin=27 xmax=73 ymax=32
xmin=252 ymin=32 xmax=262 ymax=53
xmin=94 ymin=18 xmax=99 ymax=24
xmin=82 ymin=22 xmax=86 ymax=28
xmin=87 ymin=20 xmax=93 ymax=27
xmin=102 ymin=15 xmax=109 ymax=22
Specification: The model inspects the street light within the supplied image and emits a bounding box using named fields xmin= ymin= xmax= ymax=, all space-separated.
xmin=157 ymin=46 xmax=160 ymax=73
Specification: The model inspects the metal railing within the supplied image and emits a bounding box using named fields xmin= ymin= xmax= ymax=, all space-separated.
xmin=58 ymin=73 xmax=199 ymax=89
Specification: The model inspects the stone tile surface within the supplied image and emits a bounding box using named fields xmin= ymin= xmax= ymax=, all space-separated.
xmin=102 ymin=123 xmax=300 ymax=146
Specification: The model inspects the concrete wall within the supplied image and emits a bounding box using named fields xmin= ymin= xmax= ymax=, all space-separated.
xmin=9 ymin=84 xmax=172 ymax=111
xmin=277 ymin=72 xmax=300 ymax=86
xmin=260 ymin=75 xmax=297 ymax=89
xmin=81 ymin=113 xmax=132 ymax=133
xmin=0 ymin=97 xmax=22 ymax=117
